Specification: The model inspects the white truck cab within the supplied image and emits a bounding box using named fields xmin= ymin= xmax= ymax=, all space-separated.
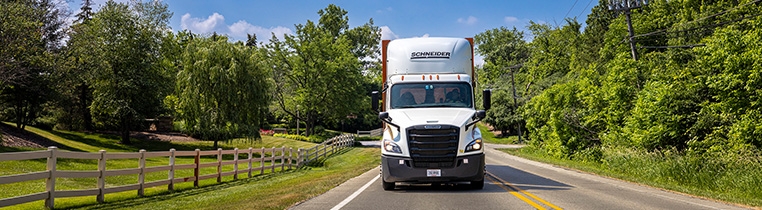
xmin=372 ymin=37 xmax=491 ymax=190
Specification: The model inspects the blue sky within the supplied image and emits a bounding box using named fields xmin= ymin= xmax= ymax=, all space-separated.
xmin=67 ymin=0 xmax=598 ymax=64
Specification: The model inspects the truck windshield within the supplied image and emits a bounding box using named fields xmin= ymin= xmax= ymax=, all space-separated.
xmin=390 ymin=82 xmax=473 ymax=109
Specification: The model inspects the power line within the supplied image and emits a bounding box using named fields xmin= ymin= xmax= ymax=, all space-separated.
xmin=627 ymin=10 xmax=762 ymax=44
xmin=577 ymin=0 xmax=595 ymax=18
xmin=631 ymin=0 xmax=761 ymax=39
xmin=565 ymin=0 xmax=581 ymax=19
xmin=639 ymin=44 xmax=706 ymax=49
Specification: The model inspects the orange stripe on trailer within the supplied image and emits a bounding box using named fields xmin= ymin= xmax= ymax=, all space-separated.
xmin=381 ymin=40 xmax=390 ymax=112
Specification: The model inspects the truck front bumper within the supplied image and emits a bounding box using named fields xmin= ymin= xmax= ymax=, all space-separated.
xmin=381 ymin=153 xmax=485 ymax=183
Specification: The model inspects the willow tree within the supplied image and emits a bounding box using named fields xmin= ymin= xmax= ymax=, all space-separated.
xmin=266 ymin=4 xmax=380 ymax=136
xmin=175 ymin=34 xmax=271 ymax=148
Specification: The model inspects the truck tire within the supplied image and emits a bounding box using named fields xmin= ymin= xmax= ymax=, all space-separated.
xmin=382 ymin=179 xmax=395 ymax=191
xmin=470 ymin=179 xmax=484 ymax=190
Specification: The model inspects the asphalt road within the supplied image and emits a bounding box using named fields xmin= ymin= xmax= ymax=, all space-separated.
xmin=290 ymin=144 xmax=751 ymax=210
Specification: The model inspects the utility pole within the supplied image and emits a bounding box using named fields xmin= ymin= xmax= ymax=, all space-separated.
xmin=508 ymin=64 xmax=523 ymax=143
xmin=608 ymin=0 xmax=648 ymax=61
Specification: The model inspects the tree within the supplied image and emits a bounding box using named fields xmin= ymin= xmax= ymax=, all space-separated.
xmin=175 ymin=34 xmax=272 ymax=148
xmin=0 ymin=0 xmax=67 ymax=129
xmin=56 ymin=0 xmax=98 ymax=131
xmin=265 ymin=4 xmax=380 ymax=136
xmin=83 ymin=0 xmax=173 ymax=144
xmin=474 ymin=26 xmax=529 ymax=136
xmin=75 ymin=0 xmax=94 ymax=23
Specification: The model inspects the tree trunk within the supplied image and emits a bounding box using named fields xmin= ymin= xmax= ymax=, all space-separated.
xmin=15 ymin=99 xmax=24 ymax=129
xmin=80 ymin=84 xmax=93 ymax=131
xmin=213 ymin=140 xmax=219 ymax=149
xmin=120 ymin=116 xmax=131 ymax=144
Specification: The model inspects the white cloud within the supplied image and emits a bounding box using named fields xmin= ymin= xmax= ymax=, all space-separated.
xmin=180 ymin=13 xmax=292 ymax=43
xmin=504 ymin=16 xmax=519 ymax=23
xmin=228 ymin=20 xmax=292 ymax=42
xmin=181 ymin=13 xmax=226 ymax=34
xmin=417 ymin=34 xmax=430 ymax=38
xmin=376 ymin=7 xmax=393 ymax=13
xmin=380 ymin=26 xmax=399 ymax=40
xmin=474 ymin=54 xmax=485 ymax=67
xmin=457 ymin=16 xmax=478 ymax=25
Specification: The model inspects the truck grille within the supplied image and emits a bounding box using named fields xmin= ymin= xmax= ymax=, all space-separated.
xmin=407 ymin=125 xmax=459 ymax=168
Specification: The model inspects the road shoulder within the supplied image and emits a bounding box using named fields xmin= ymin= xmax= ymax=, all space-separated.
xmin=289 ymin=165 xmax=380 ymax=209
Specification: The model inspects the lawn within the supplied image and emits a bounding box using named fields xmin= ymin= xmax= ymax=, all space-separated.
xmin=476 ymin=123 xmax=518 ymax=144
xmin=1 ymin=125 xmax=379 ymax=209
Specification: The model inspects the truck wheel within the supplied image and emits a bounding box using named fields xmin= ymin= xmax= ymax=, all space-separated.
xmin=470 ymin=179 xmax=484 ymax=190
xmin=382 ymin=179 xmax=395 ymax=191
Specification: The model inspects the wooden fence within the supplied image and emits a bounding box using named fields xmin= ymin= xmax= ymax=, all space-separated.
xmin=0 ymin=134 xmax=355 ymax=209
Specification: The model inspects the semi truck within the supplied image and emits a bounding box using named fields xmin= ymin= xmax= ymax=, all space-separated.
xmin=371 ymin=37 xmax=491 ymax=190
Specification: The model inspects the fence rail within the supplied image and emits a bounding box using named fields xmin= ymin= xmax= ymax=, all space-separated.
xmin=0 ymin=134 xmax=354 ymax=209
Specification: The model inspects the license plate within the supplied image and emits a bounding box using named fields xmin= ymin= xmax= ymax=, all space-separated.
xmin=426 ymin=169 xmax=441 ymax=177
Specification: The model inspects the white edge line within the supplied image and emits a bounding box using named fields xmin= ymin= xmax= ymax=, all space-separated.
xmin=330 ymin=174 xmax=380 ymax=210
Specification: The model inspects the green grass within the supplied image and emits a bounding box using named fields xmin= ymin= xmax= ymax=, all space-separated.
xmin=476 ymin=123 xmax=518 ymax=144
xmin=21 ymin=147 xmax=378 ymax=210
xmin=497 ymin=146 xmax=762 ymax=208
xmin=2 ymin=125 xmax=359 ymax=209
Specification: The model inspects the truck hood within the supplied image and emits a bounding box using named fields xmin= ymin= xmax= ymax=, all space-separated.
xmin=387 ymin=108 xmax=475 ymax=127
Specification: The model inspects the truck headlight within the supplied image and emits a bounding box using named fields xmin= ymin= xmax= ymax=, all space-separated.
xmin=465 ymin=139 xmax=482 ymax=152
xmin=383 ymin=139 xmax=402 ymax=154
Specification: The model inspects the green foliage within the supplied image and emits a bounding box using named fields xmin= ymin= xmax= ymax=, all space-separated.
xmin=74 ymin=0 xmax=173 ymax=144
xmin=273 ymin=133 xmax=324 ymax=143
xmin=174 ymin=33 xmax=271 ymax=145
xmin=265 ymin=4 xmax=381 ymax=136
xmin=0 ymin=0 xmax=66 ymax=130
xmin=519 ymin=1 xmax=762 ymax=166
xmin=474 ymin=27 xmax=529 ymax=134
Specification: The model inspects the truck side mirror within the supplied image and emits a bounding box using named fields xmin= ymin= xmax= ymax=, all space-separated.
xmin=475 ymin=110 xmax=486 ymax=119
xmin=379 ymin=111 xmax=389 ymax=120
xmin=379 ymin=112 xmax=400 ymax=131
xmin=371 ymin=91 xmax=379 ymax=111
xmin=482 ymin=89 xmax=491 ymax=110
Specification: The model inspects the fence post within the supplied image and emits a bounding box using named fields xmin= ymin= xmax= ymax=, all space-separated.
xmin=169 ymin=148 xmax=176 ymax=191
xmin=297 ymin=148 xmax=302 ymax=167
xmin=260 ymin=147 xmax=265 ymax=175
xmin=288 ymin=148 xmax=293 ymax=170
xmin=217 ymin=148 xmax=223 ymax=183
xmin=97 ymin=150 xmax=106 ymax=203
xmin=194 ymin=149 xmax=200 ymax=187
xmin=233 ymin=148 xmax=239 ymax=180
xmin=247 ymin=147 xmax=253 ymax=178
xmin=45 ymin=146 xmax=57 ymax=209
xmin=138 ymin=149 xmax=146 ymax=197
xmin=281 ymin=147 xmax=285 ymax=171
xmin=271 ymin=147 xmax=276 ymax=173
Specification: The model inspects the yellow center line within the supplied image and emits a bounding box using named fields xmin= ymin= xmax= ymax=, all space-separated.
xmin=487 ymin=172 xmax=563 ymax=210
xmin=486 ymin=175 xmax=546 ymax=210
